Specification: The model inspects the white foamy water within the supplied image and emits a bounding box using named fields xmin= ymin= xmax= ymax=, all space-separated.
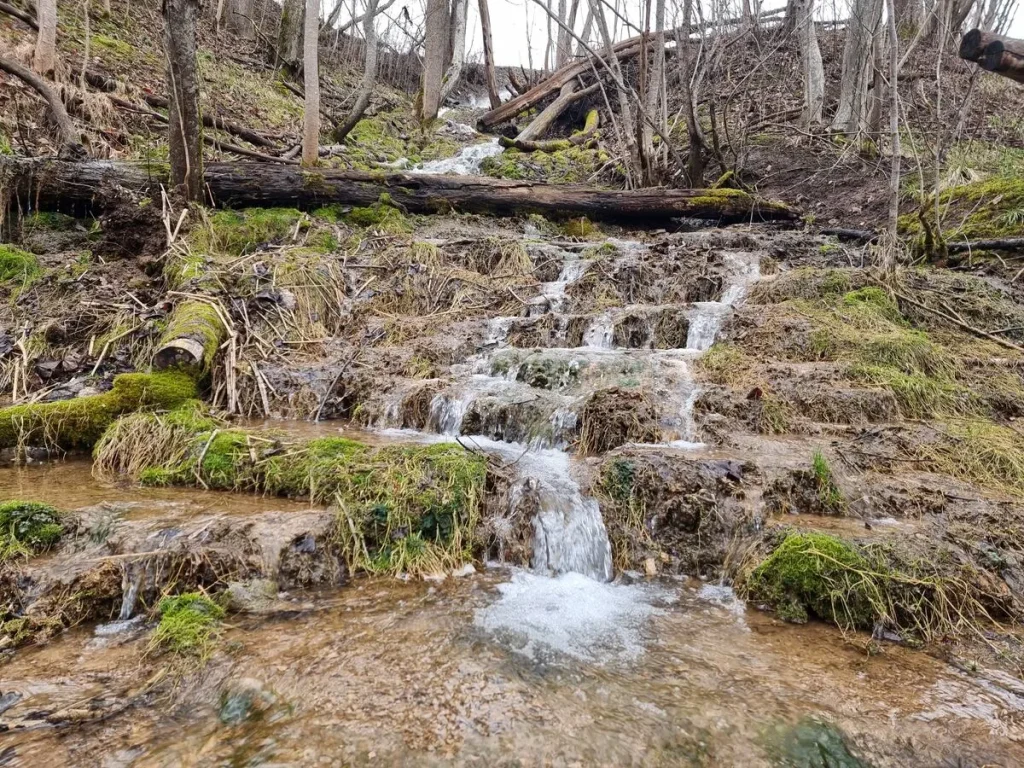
xmin=413 ymin=138 xmax=503 ymax=175
xmin=459 ymin=436 xmax=613 ymax=582
xmin=475 ymin=569 xmax=665 ymax=663
xmin=583 ymin=311 xmax=615 ymax=349
xmin=685 ymin=251 xmax=762 ymax=352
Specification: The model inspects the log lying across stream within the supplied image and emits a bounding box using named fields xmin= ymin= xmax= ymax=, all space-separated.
xmin=0 ymin=158 xmax=798 ymax=226
xmin=960 ymin=29 xmax=1024 ymax=84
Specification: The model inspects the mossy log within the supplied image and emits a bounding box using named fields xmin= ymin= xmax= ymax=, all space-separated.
xmin=500 ymin=109 xmax=601 ymax=153
xmin=0 ymin=158 xmax=799 ymax=226
xmin=153 ymin=301 xmax=227 ymax=375
xmin=0 ymin=371 xmax=196 ymax=451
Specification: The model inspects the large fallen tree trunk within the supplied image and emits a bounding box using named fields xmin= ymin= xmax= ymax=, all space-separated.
xmin=959 ymin=29 xmax=1024 ymax=84
xmin=0 ymin=157 xmax=798 ymax=225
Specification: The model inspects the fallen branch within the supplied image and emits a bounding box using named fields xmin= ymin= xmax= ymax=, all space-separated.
xmin=891 ymin=287 xmax=1024 ymax=353
xmin=0 ymin=55 xmax=83 ymax=156
xmin=946 ymin=237 xmax=1024 ymax=253
xmin=0 ymin=0 xmax=37 ymax=29
xmin=500 ymin=109 xmax=600 ymax=152
xmin=514 ymin=81 xmax=601 ymax=143
xmin=0 ymin=157 xmax=800 ymax=226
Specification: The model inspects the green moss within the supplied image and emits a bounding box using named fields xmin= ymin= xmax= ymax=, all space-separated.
xmin=841 ymin=287 xmax=902 ymax=324
xmin=562 ymin=217 xmax=595 ymax=238
xmin=151 ymin=592 xmax=225 ymax=658
xmin=900 ymin=173 xmax=1024 ymax=242
xmin=923 ymin=419 xmax=1024 ymax=496
xmin=0 ymin=245 xmax=41 ymax=285
xmin=0 ymin=371 xmax=197 ymax=451
xmin=764 ymin=718 xmax=869 ymax=768
xmin=744 ymin=532 xmax=877 ymax=629
xmin=97 ymin=415 xmax=489 ymax=577
xmin=698 ymin=342 xmax=752 ymax=385
xmin=344 ymin=198 xmax=410 ymax=233
xmin=0 ymin=500 xmax=64 ymax=562
xmin=191 ymin=208 xmax=304 ymax=258
xmin=480 ymin=145 xmax=612 ymax=184
xmin=811 ymin=451 xmax=844 ymax=511
xmin=92 ymin=34 xmax=134 ymax=59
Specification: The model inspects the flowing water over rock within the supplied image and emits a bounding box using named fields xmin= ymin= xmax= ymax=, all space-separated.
xmin=412 ymin=137 xmax=503 ymax=175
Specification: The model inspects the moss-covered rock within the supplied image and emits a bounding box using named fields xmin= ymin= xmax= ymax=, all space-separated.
xmin=0 ymin=371 xmax=197 ymax=451
xmin=343 ymin=196 xmax=410 ymax=233
xmin=0 ymin=500 xmax=64 ymax=561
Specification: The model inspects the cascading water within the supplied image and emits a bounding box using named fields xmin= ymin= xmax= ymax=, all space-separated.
xmin=412 ymin=138 xmax=503 ymax=175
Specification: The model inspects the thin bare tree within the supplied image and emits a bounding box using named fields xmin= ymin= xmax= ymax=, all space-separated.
xmin=420 ymin=0 xmax=449 ymax=119
xmin=302 ymin=0 xmax=320 ymax=165
xmin=884 ymin=0 xmax=901 ymax=267
xmin=335 ymin=0 xmax=380 ymax=141
xmin=478 ymin=0 xmax=502 ymax=108
xmin=34 ymin=0 xmax=57 ymax=75
xmin=796 ymin=0 xmax=824 ymax=124
xmin=163 ymin=0 xmax=204 ymax=201
xmin=832 ymin=0 xmax=884 ymax=135
xmin=440 ymin=0 xmax=468 ymax=102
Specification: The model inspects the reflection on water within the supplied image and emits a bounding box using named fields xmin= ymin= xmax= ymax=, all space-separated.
xmin=3 ymin=571 xmax=1024 ymax=767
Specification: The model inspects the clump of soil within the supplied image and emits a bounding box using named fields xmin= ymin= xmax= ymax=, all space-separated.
xmin=577 ymin=387 xmax=659 ymax=455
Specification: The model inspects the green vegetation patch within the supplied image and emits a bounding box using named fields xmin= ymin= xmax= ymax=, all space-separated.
xmin=811 ymin=451 xmax=844 ymax=512
xmin=0 ymin=371 xmax=197 ymax=451
xmin=480 ymin=145 xmax=612 ymax=184
xmin=151 ymin=592 xmax=225 ymax=658
xmin=343 ymin=195 xmax=410 ymax=233
xmin=190 ymin=208 xmax=305 ymax=258
xmin=741 ymin=531 xmax=986 ymax=640
xmin=900 ymin=171 xmax=1024 ymax=242
xmin=922 ymin=419 xmax=1024 ymax=497
xmin=157 ymin=301 xmax=227 ymax=374
xmin=0 ymin=500 xmax=64 ymax=562
xmin=95 ymin=407 xmax=489 ymax=577
xmin=698 ymin=342 xmax=753 ymax=386
xmin=0 ymin=245 xmax=41 ymax=286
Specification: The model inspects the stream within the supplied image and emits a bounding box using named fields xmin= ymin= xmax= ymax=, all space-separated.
xmin=3 ymin=131 xmax=1024 ymax=766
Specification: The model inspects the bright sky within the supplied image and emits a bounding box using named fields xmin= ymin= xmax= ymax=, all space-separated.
xmin=336 ymin=0 xmax=1023 ymax=69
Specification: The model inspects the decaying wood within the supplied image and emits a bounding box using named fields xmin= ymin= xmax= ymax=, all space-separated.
xmin=0 ymin=55 xmax=82 ymax=155
xmin=514 ymin=81 xmax=600 ymax=143
xmin=960 ymin=28 xmax=1024 ymax=84
xmin=500 ymin=109 xmax=600 ymax=152
xmin=477 ymin=33 xmax=648 ymax=129
xmin=0 ymin=157 xmax=799 ymax=226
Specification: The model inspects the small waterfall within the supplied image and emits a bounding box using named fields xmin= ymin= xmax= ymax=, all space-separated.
xmin=412 ymin=138 xmax=503 ymax=176
xmin=686 ymin=302 xmax=731 ymax=351
xmin=118 ymin=559 xmax=158 ymax=620
xmin=427 ymin=391 xmax=474 ymax=435
xmin=461 ymin=437 xmax=613 ymax=582
xmin=583 ymin=311 xmax=615 ymax=349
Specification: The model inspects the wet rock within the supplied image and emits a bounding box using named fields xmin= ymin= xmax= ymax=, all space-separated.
xmin=219 ymin=678 xmax=277 ymax=726
xmin=578 ymin=388 xmax=659 ymax=455
xmin=765 ymin=717 xmax=869 ymax=768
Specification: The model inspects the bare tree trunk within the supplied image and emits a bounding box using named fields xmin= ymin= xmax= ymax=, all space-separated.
xmin=227 ymin=0 xmax=255 ymax=39
xmin=215 ymin=0 xmax=226 ymax=32
xmin=555 ymin=0 xmax=572 ymax=67
xmin=797 ymin=0 xmax=824 ymax=124
xmin=34 ymin=0 xmax=57 ymax=75
xmin=642 ymin=0 xmax=666 ymax=180
xmin=440 ymin=0 xmax=468 ymax=103
xmin=885 ymin=0 xmax=901 ymax=267
xmin=302 ymin=0 xmax=320 ymax=165
xmin=278 ymin=0 xmax=304 ymax=67
xmin=420 ymin=0 xmax=449 ymax=119
xmin=0 ymin=56 xmax=81 ymax=154
xmin=575 ymin=9 xmax=593 ymax=56
xmin=163 ymin=0 xmax=203 ymax=201
xmin=334 ymin=0 xmax=379 ymax=141
xmin=589 ymin=0 xmax=638 ymax=183
xmin=478 ymin=0 xmax=501 ymax=109
xmin=832 ymin=0 xmax=884 ymax=135
xmin=102 ymin=0 xmax=111 ymax=15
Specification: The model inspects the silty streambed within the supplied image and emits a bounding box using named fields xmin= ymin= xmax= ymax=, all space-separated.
xmin=2 ymin=540 xmax=1023 ymax=766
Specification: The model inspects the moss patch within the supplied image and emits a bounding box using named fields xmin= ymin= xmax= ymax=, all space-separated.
xmin=150 ymin=592 xmax=225 ymax=658
xmin=481 ymin=145 xmax=613 ymax=184
xmin=899 ymin=173 xmax=1024 ymax=242
xmin=155 ymin=301 xmax=227 ymax=375
xmin=343 ymin=196 xmax=410 ymax=234
xmin=0 ymin=245 xmax=41 ymax=286
xmin=0 ymin=371 xmax=197 ymax=451
xmin=0 ymin=500 xmax=64 ymax=562
xmin=95 ymin=408 xmax=489 ymax=577
xmin=190 ymin=208 xmax=305 ymax=258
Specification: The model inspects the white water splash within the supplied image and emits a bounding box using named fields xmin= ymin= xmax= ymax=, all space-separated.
xmin=475 ymin=569 xmax=664 ymax=663
xmin=685 ymin=251 xmax=762 ymax=351
xmin=413 ymin=138 xmax=503 ymax=175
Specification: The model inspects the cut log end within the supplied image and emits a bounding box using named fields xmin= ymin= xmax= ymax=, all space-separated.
xmin=960 ymin=28 xmax=986 ymax=62
xmin=152 ymin=338 xmax=208 ymax=372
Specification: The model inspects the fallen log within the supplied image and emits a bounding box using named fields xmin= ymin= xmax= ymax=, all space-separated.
xmin=0 ymin=157 xmax=799 ymax=226
xmin=514 ymin=81 xmax=601 ymax=143
xmin=500 ymin=109 xmax=600 ymax=152
xmin=153 ymin=300 xmax=228 ymax=375
xmin=959 ymin=29 xmax=1024 ymax=84
xmin=947 ymin=237 xmax=1024 ymax=253
xmin=478 ymin=35 xmax=646 ymax=129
